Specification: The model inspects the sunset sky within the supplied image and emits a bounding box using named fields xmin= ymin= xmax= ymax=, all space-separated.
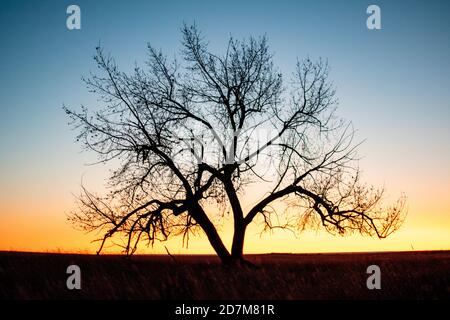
xmin=1 ymin=0 xmax=449 ymax=254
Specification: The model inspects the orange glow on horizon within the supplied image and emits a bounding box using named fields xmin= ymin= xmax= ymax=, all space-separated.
xmin=1 ymin=201 xmax=449 ymax=255
xmin=0 ymin=129 xmax=449 ymax=256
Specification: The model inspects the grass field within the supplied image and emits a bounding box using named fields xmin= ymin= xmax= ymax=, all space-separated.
xmin=0 ymin=251 xmax=449 ymax=300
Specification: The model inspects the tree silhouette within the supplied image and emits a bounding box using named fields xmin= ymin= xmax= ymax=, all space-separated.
xmin=65 ymin=24 xmax=405 ymax=265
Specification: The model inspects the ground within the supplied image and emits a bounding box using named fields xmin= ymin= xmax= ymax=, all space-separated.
xmin=0 ymin=251 xmax=449 ymax=299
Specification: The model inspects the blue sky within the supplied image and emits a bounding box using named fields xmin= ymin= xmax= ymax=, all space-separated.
xmin=0 ymin=0 xmax=449 ymax=252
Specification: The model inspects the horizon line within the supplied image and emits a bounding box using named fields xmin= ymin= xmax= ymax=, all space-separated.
xmin=1 ymin=249 xmax=449 ymax=256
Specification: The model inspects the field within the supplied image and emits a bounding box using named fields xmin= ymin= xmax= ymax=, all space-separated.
xmin=0 ymin=251 xmax=449 ymax=300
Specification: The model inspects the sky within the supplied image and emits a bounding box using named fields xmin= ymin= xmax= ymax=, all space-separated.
xmin=0 ymin=0 xmax=449 ymax=254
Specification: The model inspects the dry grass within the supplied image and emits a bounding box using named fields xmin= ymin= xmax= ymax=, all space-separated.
xmin=0 ymin=251 xmax=449 ymax=299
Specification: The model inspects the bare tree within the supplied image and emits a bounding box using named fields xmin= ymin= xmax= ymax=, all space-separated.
xmin=64 ymin=24 xmax=405 ymax=265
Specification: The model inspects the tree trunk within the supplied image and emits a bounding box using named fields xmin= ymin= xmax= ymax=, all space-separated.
xmin=203 ymin=220 xmax=232 ymax=264
xmin=231 ymin=223 xmax=246 ymax=260
xmin=222 ymin=172 xmax=246 ymax=262
xmin=190 ymin=206 xmax=232 ymax=265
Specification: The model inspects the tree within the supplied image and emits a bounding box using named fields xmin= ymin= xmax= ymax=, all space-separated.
xmin=64 ymin=24 xmax=406 ymax=265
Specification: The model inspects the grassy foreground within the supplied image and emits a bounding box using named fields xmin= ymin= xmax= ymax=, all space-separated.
xmin=0 ymin=251 xmax=449 ymax=299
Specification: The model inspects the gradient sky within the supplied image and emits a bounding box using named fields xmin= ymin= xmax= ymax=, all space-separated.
xmin=0 ymin=0 xmax=449 ymax=254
